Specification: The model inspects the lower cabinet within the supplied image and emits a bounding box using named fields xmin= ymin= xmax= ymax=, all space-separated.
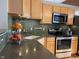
xmin=46 ymin=37 xmax=55 ymax=54
xmin=46 ymin=40 xmax=55 ymax=54
xmin=37 ymin=37 xmax=47 ymax=47
xmin=38 ymin=36 xmax=78 ymax=56
xmin=38 ymin=37 xmax=55 ymax=54
xmin=71 ymin=36 xmax=78 ymax=55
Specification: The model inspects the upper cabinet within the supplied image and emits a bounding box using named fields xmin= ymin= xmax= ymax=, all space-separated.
xmin=74 ymin=16 xmax=79 ymax=25
xmin=53 ymin=6 xmax=60 ymax=13
xmin=52 ymin=6 xmax=75 ymax=25
xmin=67 ymin=8 xmax=75 ymax=25
xmin=8 ymin=0 xmax=42 ymax=19
xmin=22 ymin=0 xmax=31 ymax=18
xmin=8 ymin=0 xmax=22 ymax=15
xmin=41 ymin=4 xmax=53 ymax=24
xmin=31 ymin=0 xmax=42 ymax=19
xmin=8 ymin=0 xmax=75 ymax=23
xmin=60 ymin=7 xmax=68 ymax=14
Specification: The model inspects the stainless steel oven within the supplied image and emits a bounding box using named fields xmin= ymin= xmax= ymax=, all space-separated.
xmin=56 ymin=37 xmax=72 ymax=58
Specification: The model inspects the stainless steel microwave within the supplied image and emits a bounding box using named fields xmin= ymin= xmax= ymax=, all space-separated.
xmin=52 ymin=13 xmax=68 ymax=23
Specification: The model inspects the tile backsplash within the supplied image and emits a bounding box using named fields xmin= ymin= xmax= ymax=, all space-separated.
xmin=9 ymin=16 xmax=79 ymax=36
xmin=8 ymin=16 xmax=51 ymax=36
xmin=20 ymin=19 xmax=51 ymax=36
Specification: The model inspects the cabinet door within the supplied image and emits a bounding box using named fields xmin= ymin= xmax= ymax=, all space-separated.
xmin=46 ymin=37 xmax=55 ymax=54
xmin=37 ymin=37 xmax=46 ymax=47
xmin=53 ymin=6 xmax=60 ymax=13
xmin=71 ymin=37 xmax=78 ymax=55
xmin=47 ymin=37 xmax=55 ymax=42
xmin=74 ymin=16 xmax=79 ymax=25
xmin=47 ymin=41 xmax=55 ymax=54
xmin=8 ymin=0 xmax=22 ymax=15
xmin=67 ymin=8 xmax=75 ymax=25
xmin=41 ymin=4 xmax=53 ymax=24
xmin=22 ymin=0 xmax=31 ymax=18
xmin=60 ymin=7 xmax=67 ymax=14
xmin=31 ymin=0 xmax=42 ymax=19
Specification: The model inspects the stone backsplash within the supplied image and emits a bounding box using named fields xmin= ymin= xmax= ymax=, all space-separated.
xmin=8 ymin=16 xmax=79 ymax=36
xmin=8 ymin=16 xmax=51 ymax=36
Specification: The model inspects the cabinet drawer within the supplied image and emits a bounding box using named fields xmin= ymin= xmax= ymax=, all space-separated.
xmin=47 ymin=37 xmax=55 ymax=42
xmin=72 ymin=37 xmax=78 ymax=40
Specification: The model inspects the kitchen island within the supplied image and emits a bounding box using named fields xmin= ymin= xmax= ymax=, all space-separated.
xmin=0 ymin=35 xmax=58 ymax=59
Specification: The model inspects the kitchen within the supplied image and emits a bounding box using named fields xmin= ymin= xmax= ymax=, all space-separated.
xmin=0 ymin=0 xmax=79 ymax=59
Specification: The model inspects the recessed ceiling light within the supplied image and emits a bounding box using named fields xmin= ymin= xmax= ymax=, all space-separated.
xmin=43 ymin=0 xmax=66 ymax=3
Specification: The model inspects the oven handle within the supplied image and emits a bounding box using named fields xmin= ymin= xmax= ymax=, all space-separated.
xmin=56 ymin=37 xmax=72 ymax=40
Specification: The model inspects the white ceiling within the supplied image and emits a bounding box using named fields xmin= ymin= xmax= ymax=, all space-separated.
xmin=43 ymin=0 xmax=79 ymax=16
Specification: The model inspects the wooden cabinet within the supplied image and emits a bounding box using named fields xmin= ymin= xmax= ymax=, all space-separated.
xmin=71 ymin=36 xmax=78 ymax=55
xmin=67 ymin=8 xmax=75 ymax=25
xmin=74 ymin=16 xmax=79 ymax=25
xmin=38 ymin=36 xmax=55 ymax=54
xmin=37 ymin=37 xmax=46 ymax=47
xmin=22 ymin=0 xmax=31 ymax=18
xmin=46 ymin=37 xmax=55 ymax=54
xmin=53 ymin=6 xmax=68 ymax=14
xmin=41 ymin=4 xmax=53 ymax=24
xmin=53 ymin=6 xmax=60 ymax=13
xmin=60 ymin=7 xmax=67 ymax=14
xmin=52 ymin=6 xmax=75 ymax=25
xmin=8 ymin=0 xmax=22 ymax=15
xmin=21 ymin=0 xmax=42 ymax=19
xmin=31 ymin=0 xmax=42 ymax=19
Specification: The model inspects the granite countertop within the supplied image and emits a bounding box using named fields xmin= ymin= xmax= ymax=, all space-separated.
xmin=0 ymin=32 xmax=8 ymax=36
xmin=0 ymin=35 xmax=58 ymax=59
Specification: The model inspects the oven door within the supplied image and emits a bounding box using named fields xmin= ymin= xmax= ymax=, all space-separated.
xmin=56 ymin=37 xmax=72 ymax=53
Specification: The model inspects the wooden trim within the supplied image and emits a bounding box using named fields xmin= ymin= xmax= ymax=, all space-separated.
xmin=21 ymin=0 xmax=23 ymax=16
xmin=8 ymin=13 xmax=20 ymax=18
xmin=30 ymin=0 xmax=32 ymax=18
xmin=54 ymin=37 xmax=56 ymax=56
